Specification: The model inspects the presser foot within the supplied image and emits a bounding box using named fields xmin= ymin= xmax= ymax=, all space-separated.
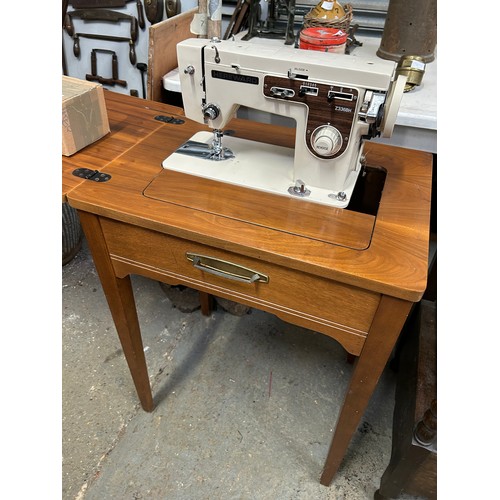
xmin=174 ymin=140 xmax=235 ymax=161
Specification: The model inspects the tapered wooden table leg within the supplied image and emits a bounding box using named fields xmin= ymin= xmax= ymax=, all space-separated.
xmin=78 ymin=211 xmax=155 ymax=412
xmin=320 ymin=295 xmax=413 ymax=486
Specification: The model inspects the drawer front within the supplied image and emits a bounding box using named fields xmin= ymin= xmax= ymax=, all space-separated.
xmin=169 ymin=238 xmax=379 ymax=332
xmin=101 ymin=219 xmax=380 ymax=350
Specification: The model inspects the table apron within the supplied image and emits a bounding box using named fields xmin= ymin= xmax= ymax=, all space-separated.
xmin=100 ymin=217 xmax=381 ymax=356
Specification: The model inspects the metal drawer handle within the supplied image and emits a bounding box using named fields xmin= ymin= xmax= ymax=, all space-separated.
xmin=186 ymin=253 xmax=269 ymax=284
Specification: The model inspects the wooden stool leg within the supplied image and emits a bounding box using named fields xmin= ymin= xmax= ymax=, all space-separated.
xmin=78 ymin=211 xmax=154 ymax=412
xmin=378 ymin=443 xmax=430 ymax=498
xmin=199 ymin=291 xmax=214 ymax=316
xmin=320 ymin=295 xmax=413 ymax=486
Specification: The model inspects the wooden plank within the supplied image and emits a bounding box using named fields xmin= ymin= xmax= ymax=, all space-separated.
xmin=147 ymin=8 xmax=197 ymax=102
xmin=144 ymin=169 xmax=376 ymax=249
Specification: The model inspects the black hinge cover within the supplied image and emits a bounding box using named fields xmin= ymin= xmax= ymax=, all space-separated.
xmin=154 ymin=115 xmax=184 ymax=124
xmin=72 ymin=168 xmax=111 ymax=182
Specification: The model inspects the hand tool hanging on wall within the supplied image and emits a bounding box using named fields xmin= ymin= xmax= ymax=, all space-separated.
xmin=63 ymin=0 xmax=70 ymax=75
xmin=136 ymin=62 xmax=147 ymax=98
xmin=165 ymin=0 xmax=178 ymax=18
xmin=64 ymin=9 xmax=139 ymax=42
xmin=86 ymin=49 xmax=127 ymax=86
xmin=73 ymin=32 xmax=137 ymax=64
xmin=145 ymin=0 xmax=163 ymax=24
xmin=69 ymin=0 xmax=145 ymax=29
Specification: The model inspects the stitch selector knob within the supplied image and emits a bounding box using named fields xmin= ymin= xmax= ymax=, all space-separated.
xmin=311 ymin=125 xmax=342 ymax=156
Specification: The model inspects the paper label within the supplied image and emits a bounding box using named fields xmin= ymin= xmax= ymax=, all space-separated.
xmin=190 ymin=13 xmax=207 ymax=35
xmin=321 ymin=1 xmax=334 ymax=10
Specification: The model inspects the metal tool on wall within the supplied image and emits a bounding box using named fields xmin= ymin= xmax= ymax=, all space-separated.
xmin=72 ymin=33 xmax=137 ymax=64
xmin=86 ymin=48 xmax=127 ymax=86
xmin=64 ymin=7 xmax=139 ymax=64
xmin=145 ymin=0 xmax=163 ymax=23
xmin=69 ymin=0 xmax=145 ymax=29
xmin=136 ymin=63 xmax=147 ymax=98
xmin=166 ymin=0 xmax=178 ymax=18
xmin=65 ymin=9 xmax=139 ymax=42
xmin=63 ymin=0 xmax=70 ymax=75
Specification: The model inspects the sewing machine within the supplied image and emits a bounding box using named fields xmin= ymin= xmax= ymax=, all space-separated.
xmin=162 ymin=37 xmax=406 ymax=208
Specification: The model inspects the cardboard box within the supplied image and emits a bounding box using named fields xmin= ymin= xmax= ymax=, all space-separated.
xmin=62 ymin=76 xmax=110 ymax=156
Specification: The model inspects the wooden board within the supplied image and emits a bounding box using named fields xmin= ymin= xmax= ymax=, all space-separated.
xmin=147 ymin=8 xmax=197 ymax=102
xmin=144 ymin=169 xmax=376 ymax=249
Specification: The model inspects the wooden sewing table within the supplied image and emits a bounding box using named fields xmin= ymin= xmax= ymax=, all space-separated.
xmin=63 ymin=91 xmax=432 ymax=486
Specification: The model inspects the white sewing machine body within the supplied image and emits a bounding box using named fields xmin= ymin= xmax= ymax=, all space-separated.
xmin=163 ymin=37 xmax=405 ymax=208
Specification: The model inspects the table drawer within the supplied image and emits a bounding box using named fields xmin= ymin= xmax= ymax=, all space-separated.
xmin=101 ymin=218 xmax=380 ymax=354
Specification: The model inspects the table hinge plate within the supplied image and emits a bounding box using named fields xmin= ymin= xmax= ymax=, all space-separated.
xmin=72 ymin=168 xmax=111 ymax=182
xmin=154 ymin=115 xmax=185 ymax=124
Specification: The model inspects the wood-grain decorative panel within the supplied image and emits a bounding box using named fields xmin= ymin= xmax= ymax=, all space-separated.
xmin=263 ymin=75 xmax=358 ymax=159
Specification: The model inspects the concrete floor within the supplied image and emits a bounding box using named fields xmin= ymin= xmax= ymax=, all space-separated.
xmin=62 ymin=238 xmax=426 ymax=500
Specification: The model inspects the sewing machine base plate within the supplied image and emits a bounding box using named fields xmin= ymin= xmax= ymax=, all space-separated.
xmin=162 ymin=132 xmax=360 ymax=209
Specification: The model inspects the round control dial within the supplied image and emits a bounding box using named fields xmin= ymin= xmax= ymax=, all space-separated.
xmin=202 ymin=103 xmax=220 ymax=121
xmin=310 ymin=125 xmax=342 ymax=156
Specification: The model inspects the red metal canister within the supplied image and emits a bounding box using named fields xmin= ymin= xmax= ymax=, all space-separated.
xmin=299 ymin=27 xmax=347 ymax=53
